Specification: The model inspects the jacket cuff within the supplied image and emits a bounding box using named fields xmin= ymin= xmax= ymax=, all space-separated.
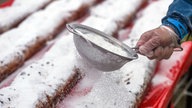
xmin=162 ymin=17 xmax=188 ymax=40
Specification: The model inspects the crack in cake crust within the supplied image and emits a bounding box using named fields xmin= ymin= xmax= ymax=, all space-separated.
xmin=35 ymin=68 xmax=82 ymax=108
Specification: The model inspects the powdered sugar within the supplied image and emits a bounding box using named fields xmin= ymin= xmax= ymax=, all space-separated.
xmin=56 ymin=0 xmax=157 ymax=107
xmin=0 ymin=0 xmax=98 ymax=81
xmin=77 ymin=30 xmax=129 ymax=57
xmin=63 ymin=54 xmax=156 ymax=108
xmin=152 ymin=74 xmax=172 ymax=86
xmin=0 ymin=0 xmax=102 ymax=106
xmin=0 ymin=36 xmax=79 ymax=107
xmin=0 ymin=0 xmax=52 ymax=33
xmin=45 ymin=0 xmax=95 ymax=12
xmin=0 ymin=59 xmax=78 ymax=108
xmin=0 ymin=0 xmax=171 ymax=107
xmin=62 ymin=72 xmax=136 ymax=108
xmin=82 ymin=16 xmax=118 ymax=35
xmin=12 ymin=0 xmax=50 ymax=6
xmin=120 ymin=55 xmax=156 ymax=101
xmin=58 ymin=0 xmax=172 ymax=107
xmin=91 ymin=0 xmax=146 ymax=27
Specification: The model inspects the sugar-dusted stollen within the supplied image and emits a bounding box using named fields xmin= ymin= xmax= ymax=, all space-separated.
xmin=0 ymin=36 xmax=82 ymax=108
xmin=0 ymin=0 xmax=99 ymax=82
xmin=0 ymin=0 xmax=52 ymax=34
xmin=0 ymin=28 xmax=46 ymax=82
xmin=90 ymin=0 xmax=147 ymax=27
xmin=19 ymin=0 xmax=99 ymax=36
xmin=57 ymin=56 xmax=155 ymax=108
xmin=0 ymin=58 xmax=81 ymax=108
xmin=0 ymin=33 xmax=104 ymax=107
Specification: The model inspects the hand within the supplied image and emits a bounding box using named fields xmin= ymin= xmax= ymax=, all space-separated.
xmin=136 ymin=25 xmax=180 ymax=60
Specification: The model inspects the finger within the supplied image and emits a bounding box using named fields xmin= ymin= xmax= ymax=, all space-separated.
xmin=163 ymin=47 xmax=174 ymax=59
xmin=154 ymin=47 xmax=164 ymax=60
xmin=136 ymin=31 xmax=153 ymax=46
xmin=139 ymin=37 xmax=161 ymax=55
xmin=138 ymin=50 xmax=155 ymax=60
xmin=148 ymin=55 xmax=156 ymax=60
xmin=146 ymin=51 xmax=154 ymax=58
xmin=138 ymin=50 xmax=154 ymax=58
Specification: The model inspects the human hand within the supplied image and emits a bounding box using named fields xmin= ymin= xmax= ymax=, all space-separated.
xmin=136 ymin=25 xmax=181 ymax=60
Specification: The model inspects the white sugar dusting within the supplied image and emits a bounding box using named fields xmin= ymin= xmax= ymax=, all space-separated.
xmin=91 ymin=0 xmax=146 ymax=27
xmin=0 ymin=0 xmax=98 ymax=81
xmin=63 ymin=55 xmax=156 ymax=108
xmin=58 ymin=0 xmax=172 ymax=107
xmin=63 ymin=72 xmax=135 ymax=108
xmin=0 ymin=0 xmax=101 ymax=107
xmin=82 ymin=16 xmax=118 ymax=35
xmin=0 ymin=0 xmax=52 ymax=33
xmin=120 ymin=55 xmax=156 ymax=97
xmin=57 ymin=0 xmax=158 ymax=108
xmin=152 ymin=74 xmax=172 ymax=86
xmin=0 ymin=35 xmax=78 ymax=108
xmin=76 ymin=30 xmax=128 ymax=57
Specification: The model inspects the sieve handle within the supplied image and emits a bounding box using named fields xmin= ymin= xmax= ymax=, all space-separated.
xmin=173 ymin=45 xmax=183 ymax=51
xmin=131 ymin=46 xmax=183 ymax=52
xmin=66 ymin=24 xmax=80 ymax=36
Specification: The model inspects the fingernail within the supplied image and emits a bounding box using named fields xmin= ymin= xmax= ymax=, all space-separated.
xmin=146 ymin=51 xmax=153 ymax=58
xmin=139 ymin=46 xmax=149 ymax=55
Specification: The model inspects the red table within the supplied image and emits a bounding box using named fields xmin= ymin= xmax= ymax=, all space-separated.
xmin=0 ymin=0 xmax=14 ymax=8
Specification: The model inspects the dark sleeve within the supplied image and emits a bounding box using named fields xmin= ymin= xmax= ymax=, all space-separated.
xmin=162 ymin=0 xmax=192 ymax=42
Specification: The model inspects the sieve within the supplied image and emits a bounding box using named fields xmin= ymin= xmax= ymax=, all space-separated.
xmin=66 ymin=23 xmax=139 ymax=71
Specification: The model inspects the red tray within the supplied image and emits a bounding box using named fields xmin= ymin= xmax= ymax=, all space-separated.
xmin=139 ymin=42 xmax=192 ymax=108
xmin=0 ymin=0 xmax=14 ymax=8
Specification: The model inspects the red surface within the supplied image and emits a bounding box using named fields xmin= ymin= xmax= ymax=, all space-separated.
xmin=139 ymin=42 xmax=192 ymax=108
xmin=0 ymin=0 xmax=14 ymax=8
